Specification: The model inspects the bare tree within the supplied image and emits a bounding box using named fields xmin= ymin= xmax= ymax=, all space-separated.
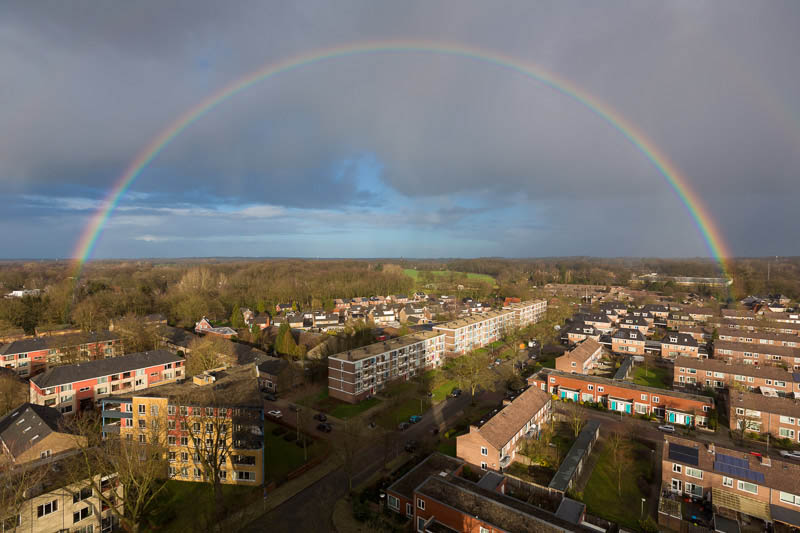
xmin=112 ymin=314 xmax=160 ymax=354
xmin=0 ymin=460 xmax=51 ymax=531
xmin=566 ymin=399 xmax=587 ymax=438
xmin=607 ymin=432 xmax=632 ymax=497
xmin=446 ymin=350 xmax=494 ymax=403
xmin=185 ymin=336 xmax=234 ymax=376
xmin=732 ymin=409 xmax=762 ymax=441
xmin=0 ymin=372 xmax=27 ymax=417
xmin=332 ymin=419 xmax=365 ymax=493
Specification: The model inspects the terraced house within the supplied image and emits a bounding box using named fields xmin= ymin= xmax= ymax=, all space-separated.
xmin=327 ymin=331 xmax=445 ymax=403
xmin=673 ymin=357 xmax=800 ymax=395
xmin=29 ymin=350 xmax=185 ymax=414
xmin=0 ymin=331 xmax=122 ymax=377
xmin=716 ymin=328 xmax=800 ymax=348
xmin=729 ymin=391 xmax=800 ymax=445
xmin=714 ymin=341 xmax=800 ymax=370
xmin=663 ymin=435 xmax=800 ymax=530
xmin=661 ymin=332 xmax=700 ymax=359
xmin=555 ymin=338 xmax=604 ymax=374
xmin=611 ymin=328 xmax=646 ymax=355
xmin=432 ymin=310 xmax=515 ymax=356
xmin=101 ymin=364 xmax=264 ymax=486
xmin=529 ymin=369 xmax=714 ymax=427
xmin=456 ymin=385 xmax=552 ymax=472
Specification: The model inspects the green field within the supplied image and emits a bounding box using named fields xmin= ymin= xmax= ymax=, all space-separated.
xmin=264 ymin=420 xmax=328 ymax=483
xmin=298 ymin=388 xmax=381 ymax=419
xmin=150 ymin=480 xmax=259 ymax=532
xmin=403 ymin=268 xmax=496 ymax=285
xmin=632 ymin=365 xmax=671 ymax=389
xmin=376 ymin=397 xmax=428 ymax=429
xmin=583 ymin=439 xmax=654 ymax=529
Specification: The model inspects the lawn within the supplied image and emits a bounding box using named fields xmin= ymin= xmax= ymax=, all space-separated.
xmin=298 ymin=388 xmax=381 ymax=419
xmin=376 ymin=397 xmax=429 ymax=429
xmin=402 ymin=268 xmax=496 ymax=286
xmin=264 ymin=420 xmax=328 ymax=483
xmin=149 ymin=480 xmax=259 ymax=532
xmin=632 ymin=365 xmax=671 ymax=389
xmin=431 ymin=379 xmax=457 ymax=403
xmin=436 ymin=439 xmax=457 ymax=457
xmin=583 ymin=439 xmax=655 ymax=529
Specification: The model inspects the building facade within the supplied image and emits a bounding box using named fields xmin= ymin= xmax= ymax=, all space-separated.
xmin=555 ymin=338 xmax=604 ymax=374
xmin=660 ymin=332 xmax=700 ymax=359
xmin=714 ymin=341 xmax=800 ymax=370
xmin=673 ymin=358 xmax=800 ymax=395
xmin=432 ymin=310 xmax=516 ymax=356
xmin=502 ymin=299 xmax=548 ymax=328
xmin=0 ymin=331 xmax=122 ymax=378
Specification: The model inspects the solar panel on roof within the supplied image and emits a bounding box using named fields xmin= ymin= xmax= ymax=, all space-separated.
xmin=716 ymin=453 xmax=749 ymax=468
xmin=668 ymin=443 xmax=699 ymax=466
xmin=713 ymin=457 xmax=765 ymax=484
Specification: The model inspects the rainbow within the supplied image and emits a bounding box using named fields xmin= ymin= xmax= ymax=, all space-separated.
xmin=72 ymin=40 xmax=731 ymax=277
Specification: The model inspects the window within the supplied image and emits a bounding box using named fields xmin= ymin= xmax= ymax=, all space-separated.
xmin=480 ymin=462 xmax=487 ymax=470
xmin=780 ymin=416 xmax=796 ymax=425
xmin=779 ymin=428 xmax=795 ymax=439
xmin=168 ymin=405 xmax=176 ymax=415
xmin=206 ymin=407 xmax=215 ymax=416
xmin=388 ymin=495 xmax=399 ymax=511
xmin=417 ymin=498 xmax=425 ymax=510
xmin=169 ymin=451 xmax=176 ymax=462
xmin=686 ymin=467 xmax=703 ymax=479
xmin=480 ymin=528 xmax=490 ymax=533
xmin=73 ymin=506 xmax=92 ymax=523
xmin=168 ymin=420 xmax=176 ymax=430
xmin=779 ymin=491 xmax=800 ymax=506
xmin=138 ymin=419 xmax=146 ymax=429
xmin=598 ymin=386 xmax=604 ymax=393
xmin=138 ymin=404 xmax=146 ymax=414
xmin=37 ymin=499 xmax=58 ymax=518
xmin=736 ymin=408 xmax=745 ymax=416
xmin=151 ymin=405 xmax=159 ymax=416
xmin=480 ymin=447 xmax=488 ymax=456
xmin=98 ymin=376 xmax=107 ymax=384
xmin=79 ymin=386 xmax=90 ymax=392
xmin=181 ymin=437 xmax=189 ymax=446
xmin=652 ymin=396 xmax=660 ymax=403
xmin=194 ymin=468 xmax=202 ymax=479
xmin=168 ymin=436 xmax=176 ymax=446
xmin=406 ymin=503 xmax=412 ymax=517
xmin=641 ymin=394 xmax=648 ymax=401
xmin=722 ymin=476 xmax=733 ymax=487
xmin=738 ymin=480 xmax=758 ymax=494
xmin=588 ymin=384 xmax=594 ymax=391
xmin=40 ymin=449 xmax=51 ymax=459
xmin=236 ymin=471 xmax=254 ymax=481
xmin=139 ymin=434 xmax=146 ymax=443
xmin=181 ymin=452 xmax=189 ymax=462
xmin=73 ymin=486 xmax=92 ymax=503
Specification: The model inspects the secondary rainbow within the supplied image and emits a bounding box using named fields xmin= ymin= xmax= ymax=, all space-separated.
xmin=72 ymin=40 xmax=732 ymax=276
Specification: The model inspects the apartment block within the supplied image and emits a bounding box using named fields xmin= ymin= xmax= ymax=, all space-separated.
xmin=29 ymin=350 xmax=185 ymax=414
xmin=729 ymin=391 xmax=800 ymax=444
xmin=673 ymin=358 xmax=800 ymax=395
xmin=433 ymin=310 xmax=515 ymax=356
xmin=456 ymin=386 xmax=552 ymax=472
xmin=662 ymin=435 xmax=800 ymax=529
xmin=327 ymin=331 xmax=445 ymax=404
xmin=529 ymin=369 xmax=714 ymax=427
xmin=714 ymin=341 xmax=800 ymax=370
xmin=0 ymin=331 xmax=122 ymax=377
xmin=555 ymin=338 xmax=604 ymax=374
xmin=611 ymin=328 xmax=646 ymax=355
xmin=386 ymin=453 xmax=465 ymax=520
xmin=502 ymin=299 xmax=548 ymax=328
xmin=661 ymin=332 xmax=700 ymax=359
xmin=101 ymin=364 xmax=264 ymax=486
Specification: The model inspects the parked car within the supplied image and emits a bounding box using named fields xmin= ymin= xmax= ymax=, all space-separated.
xmin=398 ymin=422 xmax=410 ymax=431
xmin=313 ymin=413 xmax=327 ymax=422
xmin=268 ymin=410 xmax=282 ymax=419
xmin=409 ymin=415 xmax=422 ymax=424
xmin=404 ymin=440 xmax=418 ymax=452
xmin=658 ymin=424 xmax=675 ymax=433
xmin=263 ymin=392 xmax=277 ymax=401
xmin=779 ymin=450 xmax=800 ymax=460
xmin=450 ymin=388 xmax=462 ymax=398
xmin=494 ymin=358 xmax=502 ymax=366
xmin=317 ymin=423 xmax=332 ymax=433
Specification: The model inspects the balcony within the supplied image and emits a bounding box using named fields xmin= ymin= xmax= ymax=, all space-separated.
xmin=499 ymin=455 xmax=511 ymax=468
xmin=102 ymin=422 xmax=121 ymax=434
xmin=101 ymin=408 xmax=132 ymax=419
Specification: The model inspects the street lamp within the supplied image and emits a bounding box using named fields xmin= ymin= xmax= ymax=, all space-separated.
xmin=641 ymin=497 xmax=645 ymax=517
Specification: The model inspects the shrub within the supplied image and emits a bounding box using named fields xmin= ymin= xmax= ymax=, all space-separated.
xmin=638 ymin=516 xmax=659 ymax=533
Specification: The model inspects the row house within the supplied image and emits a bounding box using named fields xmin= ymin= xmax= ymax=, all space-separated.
xmin=333 ymin=298 xmax=351 ymax=312
xmin=714 ymin=341 xmax=800 ymax=370
xmin=275 ymin=302 xmax=294 ymax=313
xmin=456 ymin=386 xmax=552 ymax=472
xmin=194 ymin=317 xmax=237 ymax=339
xmin=529 ymin=369 xmax=714 ymax=427
xmin=677 ymin=325 xmax=713 ymax=343
xmin=663 ymin=435 xmax=800 ymax=530
xmin=413 ymin=291 xmax=427 ymax=301
xmin=563 ymin=323 xmax=601 ymax=344
xmin=716 ymin=328 xmax=799 ymax=348
xmin=555 ymin=338 xmax=604 ymax=374
xmin=101 ymin=364 xmax=264 ymax=486
xmin=642 ymin=304 xmax=670 ymax=319
xmin=708 ymin=318 xmax=800 ymax=337
xmin=432 ymin=310 xmax=515 ymax=356
xmin=598 ymin=305 xmax=620 ymax=324
xmin=0 ymin=403 xmax=86 ymax=466
xmin=721 ymin=309 xmax=757 ymax=321
xmin=390 ymin=294 xmax=410 ymax=304
xmin=611 ymin=328 xmax=646 ymax=355
xmin=729 ymin=391 xmax=800 ymax=444
xmin=673 ymin=358 xmax=800 ymax=395
xmin=627 ymin=309 xmax=655 ymax=325
xmin=574 ymin=313 xmax=614 ymax=334
xmin=369 ymin=305 xmax=397 ymax=325
xmin=0 ymin=331 xmax=122 ymax=378
xmin=30 ymin=350 xmax=185 ymax=414
xmin=667 ymin=312 xmax=700 ymax=329
xmin=660 ymin=332 xmax=700 ymax=359
xmin=619 ymin=315 xmax=651 ymax=335
xmin=680 ymin=307 xmax=717 ymax=322
xmin=327 ymin=331 xmax=445 ymax=404
xmin=763 ymin=311 xmax=800 ymax=324
xmin=502 ymin=299 xmax=548 ymax=328
xmin=399 ymin=303 xmax=427 ymax=323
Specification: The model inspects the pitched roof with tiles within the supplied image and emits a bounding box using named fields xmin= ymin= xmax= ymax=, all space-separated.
xmin=475 ymin=386 xmax=550 ymax=450
xmin=612 ymin=328 xmax=645 ymax=342
xmin=0 ymin=403 xmax=66 ymax=458
xmin=661 ymin=332 xmax=699 ymax=347
xmin=30 ymin=349 xmax=184 ymax=389
xmin=715 ymin=340 xmax=800 ymax=358
xmin=561 ymin=339 xmax=603 ymax=365
xmin=0 ymin=330 xmax=120 ymax=356
xmin=674 ymin=358 xmax=798 ymax=382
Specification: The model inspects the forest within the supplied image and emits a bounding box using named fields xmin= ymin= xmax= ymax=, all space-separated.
xmin=0 ymin=256 xmax=797 ymax=338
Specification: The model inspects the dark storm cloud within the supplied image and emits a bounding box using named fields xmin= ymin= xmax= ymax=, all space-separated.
xmin=1 ymin=1 xmax=799 ymax=258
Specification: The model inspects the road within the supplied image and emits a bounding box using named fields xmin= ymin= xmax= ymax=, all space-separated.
xmin=242 ymin=393 xmax=472 ymax=532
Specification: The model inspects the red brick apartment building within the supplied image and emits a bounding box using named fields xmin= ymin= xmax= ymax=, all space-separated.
xmin=529 ymin=369 xmax=714 ymax=427
xmin=618 ymin=315 xmax=651 ymax=335
xmin=708 ymin=318 xmax=800 ymax=337
xmin=714 ymin=341 xmax=800 ymax=370
xmin=729 ymin=391 xmax=800 ymax=444
xmin=456 ymin=386 xmax=552 ymax=471
xmin=673 ymin=358 xmax=800 ymax=395
xmin=717 ymin=328 xmax=800 ymax=348
xmin=662 ymin=435 xmax=800 ymax=530
xmin=642 ymin=304 xmax=670 ymax=320
xmin=0 ymin=331 xmax=122 ymax=377
xmin=386 ymin=453 xmax=465 ymax=520
xmin=502 ymin=299 xmax=547 ymax=328
xmin=763 ymin=311 xmax=800 ymax=324
xmin=30 ymin=350 xmax=185 ymax=414
xmin=327 ymin=331 xmax=445 ymax=403
xmin=555 ymin=338 xmax=604 ymax=374
xmin=661 ymin=332 xmax=700 ymax=359
xmin=722 ymin=309 xmax=757 ymax=321
xmin=678 ymin=325 xmax=713 ymax=343
xmin=432 ymin=310 xmax=515 ymax=356
xmin=611 ymin=328 xmax=646 ymax=355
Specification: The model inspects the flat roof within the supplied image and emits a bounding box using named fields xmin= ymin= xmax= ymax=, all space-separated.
xmin=549 ymin=420 xmax=600 ymax=492
xmin=431 ymin=310 xmax=514 ymax=331
xmin=329 ymin=330 xmax=443 ymax=362
xmin=386 ymin=452 xmax=464 ymax=500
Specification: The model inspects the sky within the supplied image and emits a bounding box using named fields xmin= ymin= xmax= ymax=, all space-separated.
xmin=1 ymin=1 xmax=799 ymax=260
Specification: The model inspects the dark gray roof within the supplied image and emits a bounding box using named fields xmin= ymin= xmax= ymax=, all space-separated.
xmin=713 ymin=514 xmax=741 ymax=533
xmin=476 ymin=471 xmax=504 ymax=492
xmin=386 ymin=452 xmax=464 ymax=500
xmin=661 ymin=332 xmax=698 ymax=347
xmin=0 ymin=403 xmax=64 ymax=458
xmin=157 ymin=325 xmax=198 ymax=348
xmin=613 ymin=356 xmax=634 ymax=380
xmin=548 ymin=420 xmax=600 ymax=492
xmin=257 ymin=356 xmax=288 ymax=376
xmin=554 ymin=497 xmax=586 ymax=525
xmin=770 ymin=504 xmax=800 ymax=528
xmin=612 ymin=328 xmax=645 ymax=341
xmin=31 ymin=349 xmax=184 ymax=388
xmin=0 ymin=330 xmax=119 ymax=356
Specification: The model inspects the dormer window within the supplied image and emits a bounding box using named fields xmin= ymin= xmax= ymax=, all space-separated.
xmin=670 ymin=337 xmax=678 ymax=343
xmin=629 ymin=333 xmax=637 ymax=339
